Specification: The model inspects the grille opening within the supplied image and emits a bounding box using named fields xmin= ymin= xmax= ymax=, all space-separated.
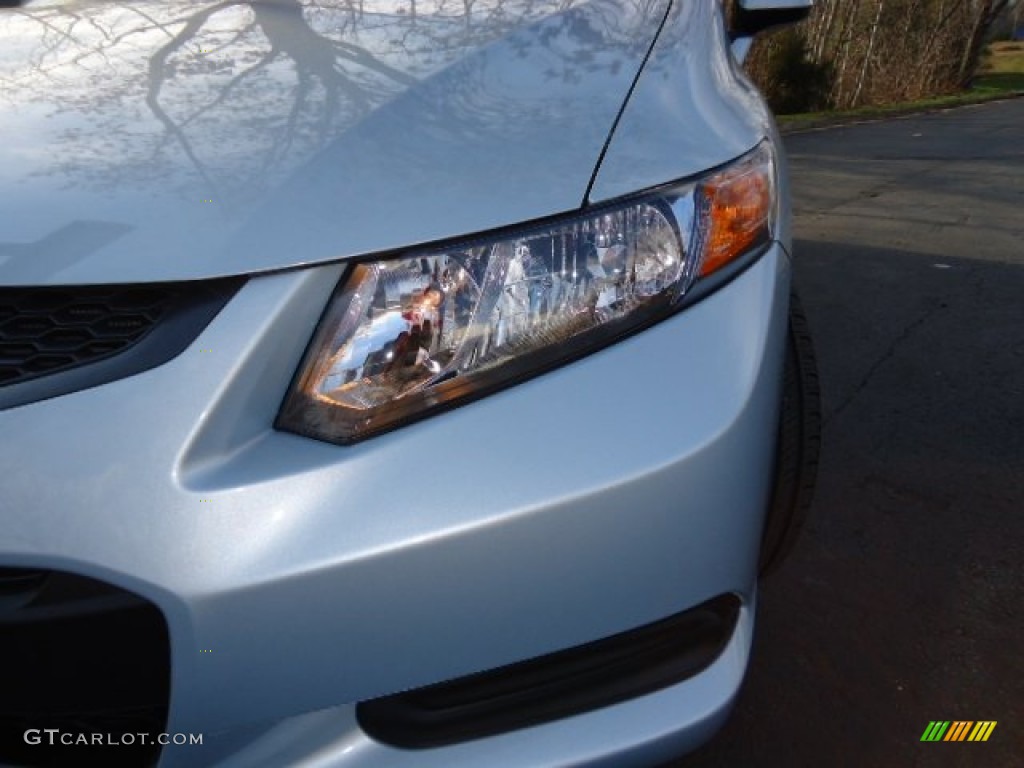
xmin=0 ymin=569 xmax=171 ymax=768
xmin=357 ymin=594 xmax=740 ymax=749
xmin=1 ymin=285 xmax=183 ymax=387
xmin=0 ymin=278 xmax=243 ymax=410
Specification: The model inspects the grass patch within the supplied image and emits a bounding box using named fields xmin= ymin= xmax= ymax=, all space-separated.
xmin=973 ymin=72 xmax=1024 ymax=92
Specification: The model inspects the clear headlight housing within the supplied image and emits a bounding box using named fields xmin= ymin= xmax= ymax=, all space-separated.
xmin=277 ymin=141 xmax=777 ymax=443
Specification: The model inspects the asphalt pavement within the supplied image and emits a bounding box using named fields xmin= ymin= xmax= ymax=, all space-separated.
xmin=669 ymin=98 xmax=1024 ymax=767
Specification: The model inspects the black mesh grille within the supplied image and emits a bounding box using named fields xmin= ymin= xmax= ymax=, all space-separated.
xmin=0 ymin=286 xmax=182 ymax=387
xmin=0 ymin=279 xmax=243 ymax=410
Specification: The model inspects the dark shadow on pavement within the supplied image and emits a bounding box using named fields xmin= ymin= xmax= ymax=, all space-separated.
xmin=664 ymin=239 xmax=1024 ymax=768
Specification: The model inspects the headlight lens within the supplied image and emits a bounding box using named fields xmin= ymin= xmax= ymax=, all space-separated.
xmin=277 ymin=141 xmax=776 ymax=443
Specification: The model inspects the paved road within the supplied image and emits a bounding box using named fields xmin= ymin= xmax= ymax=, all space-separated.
xmin=669 ymin=99 xmax=1024 ymax=767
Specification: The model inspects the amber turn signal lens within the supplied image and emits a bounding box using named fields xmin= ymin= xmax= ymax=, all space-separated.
xmin=698 ymin=146 xmax=774 ymax=277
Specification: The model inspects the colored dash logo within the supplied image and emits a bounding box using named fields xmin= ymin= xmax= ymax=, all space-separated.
xmin=921 ymin=721 xmax=997 ymax=742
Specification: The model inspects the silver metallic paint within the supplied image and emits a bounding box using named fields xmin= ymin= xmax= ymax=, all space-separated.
xmin=0 ymin=0 xmax=798 ymax=763
xmin=0 ymin=0 xmax=668 ymax=285
xmin=163 ymin=606 xmax=753 ymax=767
xmin=0 ymin=243 xmax=789 ymax=763
xmin=587 ymin=0 xmax=773 ymax=204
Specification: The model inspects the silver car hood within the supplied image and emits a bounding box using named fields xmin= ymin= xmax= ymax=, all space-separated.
xmin=0 ymin=0 xmax=674 ymax=285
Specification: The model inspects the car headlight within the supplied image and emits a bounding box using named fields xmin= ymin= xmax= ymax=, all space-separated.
xmin=277 ymin=141 xmax=776 ymax=444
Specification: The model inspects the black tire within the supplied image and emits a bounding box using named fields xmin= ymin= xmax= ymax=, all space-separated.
xmin=759 ymin=289 xmax=821 ymax=576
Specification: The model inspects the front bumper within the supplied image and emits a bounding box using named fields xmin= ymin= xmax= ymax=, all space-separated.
xmin=0 ymin=242 xmax=789 ymax=767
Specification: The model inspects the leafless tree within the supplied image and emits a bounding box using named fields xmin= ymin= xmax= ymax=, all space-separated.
xmin=746 ymin=0 xmax=1012 ymax=111
xmin=2 ymin=0 xmax=660 ymax=208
